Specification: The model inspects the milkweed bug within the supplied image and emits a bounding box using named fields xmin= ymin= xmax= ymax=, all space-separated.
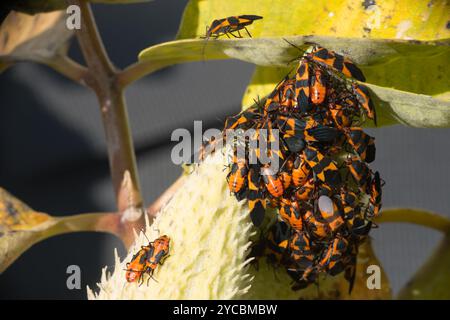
xmin=303 ymin=206 xmax=331 ymax=240
xmin=294 ymin=60 xmax=311 ymax=113
xmin=303 ymin=146 xmax=342 ymax=189
xmin=343 ymin=127 xmax=376 ymax=163
xmin=329 ymin=103 xmax=352 ymax=129
xmin=145 ymin=235 xmax=170 ymax=275
xmin=288 ymin=230 xmax=318 ymax=289
xmin=203 ymin=15 xmax=263 ymax=39
xmin=366 ymin=171 xmax=382 ymax=218
xmin=125 ymin=245 xmax=151 ymax=284
xmin=352 ymin=83 xmax=376 ymax=125
xmin=292 ymin=154 xmax=311 ymax=187
xmin=318 ymin=236 xmax=348 ymax=276
xmin=227 ymin=156 xmax=248 ymax=194
xmin=309 ymin=46 xmax=366 ymax=82
xmin=346 ymin=156 xmax=372 ymax=193
xmin=309 ymin=67 xmax=327 ymax=105
xmin=247 ymin=166 xmax=267 ymax=226
xmin=294 ymin=178 xmax=315 ymax=201
xmin=261 ymin=165 xmax=284 ymax=198
xmin=317 ymin=195 xmax=344 ymax=233
xmin=279 ymin=197 xmax=303 ymax=231
xmin=125 ymin=234 xmax=170 ymax=285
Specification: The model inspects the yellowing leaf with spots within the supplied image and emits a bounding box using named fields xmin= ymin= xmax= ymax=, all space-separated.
xmin=0 ymin=187 xmax=118 ymax=273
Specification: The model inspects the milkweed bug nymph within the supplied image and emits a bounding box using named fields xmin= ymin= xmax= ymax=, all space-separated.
xmin=125 ymin=234 xmax=170 ymax=285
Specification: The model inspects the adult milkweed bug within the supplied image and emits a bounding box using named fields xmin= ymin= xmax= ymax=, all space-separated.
xmin=309 ymin=46 xmax=366 ymax=82
xmin=203 ymin=15 xmax=263 ymax=39
xmin=303 ymin=146 xmax=342 ymax=189
xmin=329 ymin=103 xmax=352 ymax=129
xmin=343 ymin=127 xmax=376 ymax=163
xmin=318 ymin=236 xmax=348 ymax=276
xmin=247 ymin=166 xmax=267 ymax=226
xmin=346 ymin=156 xmax=372 ymax=193
xmin=294 ymin=60 xmax=311 ymax=113
xmin=288 ymin=230 xmax=318 ymax=289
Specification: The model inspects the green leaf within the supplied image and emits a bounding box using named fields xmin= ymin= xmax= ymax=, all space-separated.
xmin=0 ymin=10 xmax=73 ymax=70
xmin=0 ymin=187 xmax=118 ymax=273
xmin=376 ymin=208 xmax=450 ymax=233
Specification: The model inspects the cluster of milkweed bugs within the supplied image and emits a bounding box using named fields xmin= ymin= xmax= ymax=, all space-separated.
xmin=125 ymin=234 xmax=170 ymax=286
xmin=222 ymin=44 xmax=383 ymax=293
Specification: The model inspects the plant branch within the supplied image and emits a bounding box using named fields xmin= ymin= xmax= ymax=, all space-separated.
xmin=45 ymin=54 xmax=89 ymax=85
xmin=376 ymin=208 xmax=450 ymax=233
xmin=68 ymin=0 xmax=146 ymax=245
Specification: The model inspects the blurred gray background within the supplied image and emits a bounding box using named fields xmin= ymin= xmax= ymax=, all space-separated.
xmin=0 ymin=1 xmax=449 ymax=299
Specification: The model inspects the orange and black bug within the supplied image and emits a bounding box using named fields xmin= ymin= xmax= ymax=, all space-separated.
xmin=346 ymin=156 xmax=372 ymax=192
xmin=302 ymin=206 xmax=331 ymax=240
xmin=343 ymin=127 xmax=376 ymax=163
xmin=264 ymin=77 xmax=297 ymax=114
xmin=317 ymin=195 xmax=344 ymax=233
xmin=224 ymin=107 xmax=261 ymax=131
xmin=125 ymin=235 xmax=170 ymax=285
xmin=294 ymin=59 xmax=311 ymax=113
xmin=279 ymin=197 xmax=303 ymax=231
xmin=145 ymin=235 xmax=170 ymax=277
xmin=318 ymin=236 xmax=348 ymax=276
xmin=226 ymin=155 xmax=248 ymax=195
xmin=309 ymin=46 xmax=366 ymax=82
xmin=352 ymin=83 xmax=376 ymax=125
xmin=275 ymin=115 xmax=306 ymax=153
xmin=329 ymin=103 xmax=352 ymax=129
xmin=125 ymin=244 xmax=152 ymax=284
xmin=303 ymin=146 xmax=342 ymax=189
xmin=261 ymin=165 xmax=284 ymax=198
xmin=309 ymin=66 xmax=327 ymax=105
xmin=251 ymin=220 xmax=293 ymax=268
xmin=292 ymin=154 xmax=310 ymax=187
xmin=367 ymin=171 xmax=382 ymax=218
xmin=247 ymin=166 xmax=267 ymax=226
xmin=294 ymin=178 xmax=315 ymax=201
xmin=303 ymin=117 xmax=339 ymax=143
xmin=203 ymin=15 xmax=263 ymax=40
xmin=288 ymin=230 xmax=318 ymax=289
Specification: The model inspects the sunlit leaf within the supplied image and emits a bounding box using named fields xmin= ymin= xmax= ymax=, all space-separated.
xmin=0 ymin=187 xmax=118 ymax=273
xmin=0 ymin=10 xmax=73 ymax=71
xmin=177 ymin=0 xmax=449 ymax=41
